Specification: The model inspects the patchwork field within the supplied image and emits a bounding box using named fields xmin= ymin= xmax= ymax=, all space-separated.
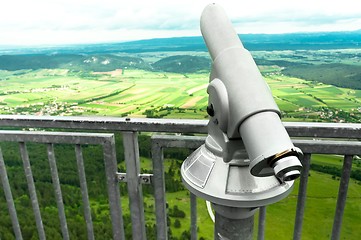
xmin=1 ymin=67 xmax=360 ymax=122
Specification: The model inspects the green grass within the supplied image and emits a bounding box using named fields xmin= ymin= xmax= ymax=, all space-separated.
xmin=121 ymin=156 xmax=361 ymax=239
xmin=311 ymin=154 xmax=361 ymax=171
xmin=143 ymin=170 xmax=361 ymax=240
xmin=275 ymin=99 xmax=300 ymax=112
xmin=294 ymin=171 xmax=361 ymax=240
xmin=256 ymin=170 xmax=361 ymax=239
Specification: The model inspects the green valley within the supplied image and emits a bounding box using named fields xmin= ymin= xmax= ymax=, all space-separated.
xmin=1 ymin=35 xmax=361 ymax=239
xmin=1 ymin=49 xmax=361 ymax=123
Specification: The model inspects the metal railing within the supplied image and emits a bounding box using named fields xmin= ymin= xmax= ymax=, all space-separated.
xmin=0 ymin=130 xmax=124 ymax=240
xmin=0 ymin=115 xmax=360 ymax=240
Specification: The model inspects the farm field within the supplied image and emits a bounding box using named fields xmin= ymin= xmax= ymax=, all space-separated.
xmin=1 ymin=65 xmax=361 ymax=123
xmin=0 ymin=69 xmax=209 ymax=118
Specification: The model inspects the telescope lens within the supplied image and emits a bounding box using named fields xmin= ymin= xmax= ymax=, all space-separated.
xmin=272 ymin=156 xmax=302 ymax=181
xmin=283 ymin=170 xmax=301 ymax=181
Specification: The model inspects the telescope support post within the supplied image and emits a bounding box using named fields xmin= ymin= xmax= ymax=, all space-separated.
xmin=213 ymin=205 xmax=255 ymax=240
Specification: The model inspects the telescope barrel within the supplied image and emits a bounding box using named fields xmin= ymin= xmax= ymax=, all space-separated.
xmin=201 ymin=3 xmax=302 ymax=180
xmin=200 ymin=3 xmax=244 ymax=61
xmin=201 ymin=3 xmax=280 ymax=138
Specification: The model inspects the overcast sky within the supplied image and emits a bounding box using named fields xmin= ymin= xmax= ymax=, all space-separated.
xmin=1 ymin=0 xmax=361 ymax=46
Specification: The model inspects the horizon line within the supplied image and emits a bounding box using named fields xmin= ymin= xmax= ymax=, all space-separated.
xmin=1 ymin=28 xmax=360 ymax=49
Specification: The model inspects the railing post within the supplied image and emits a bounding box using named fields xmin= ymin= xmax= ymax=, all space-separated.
xmin=0 ymin=148 xmax=23 ymax=240
xmin=103 ymin=138 xmax=125 ymax=240
xmin=190 ymin=193 xmax=198 ymax=240
xmin=19 ymin=142 xmax=46 ymax=240
xmin=257 ymin=206 xmax=266 ymax=240
xmin=123 ymin=131 xmax=146 ymax=240
xmin=331 ymin=155 xmax=353 ymax=240
xmin=75 ymin=145 xmax=95 ymax=240
xmin=47 ymin=143 xmax=69 ymax=240
xmin=293 ymin=153 xmax=311 ymax=240
xmin=151 ymin=140 xmax=168 ymax=240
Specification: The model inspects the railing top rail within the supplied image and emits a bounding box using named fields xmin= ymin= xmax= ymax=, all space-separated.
xmin=0 ymin=130 xmax=114 ymax=145
xmin=283 ymin=121 xmax=361 ymax=139
xmin=152 ymin=135 xmax=361 ymax=156
xmin=0 ymin=114 xmax=361 ymax=138
xmin=0 ymin=115 xmax=208 ymax=133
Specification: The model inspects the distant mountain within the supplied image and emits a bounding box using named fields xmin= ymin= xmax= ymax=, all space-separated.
xmin=1 ymin=30 xmax=361 ymax=55
xmin=127 ymin=31 xmax=361 ymax=52
xmin=240 ymin=31 xmax=361 ymax=50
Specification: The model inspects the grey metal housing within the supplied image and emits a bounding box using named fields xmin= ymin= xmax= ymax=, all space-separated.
xmin=200 ymin=3 xmax=302 ymax=180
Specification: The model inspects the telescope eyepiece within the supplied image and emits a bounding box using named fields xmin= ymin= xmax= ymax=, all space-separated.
xmin=272 ymin=156 xmax=302 ymax=182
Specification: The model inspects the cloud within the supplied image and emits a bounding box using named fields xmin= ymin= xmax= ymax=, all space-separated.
xmin=225 ymin=0 xmax=361 ymax=34
xmin=1 ymin=0 xmax=361 ymax=45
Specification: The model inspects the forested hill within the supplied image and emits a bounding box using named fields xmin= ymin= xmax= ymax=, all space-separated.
xmin=0 ymin=54 xmax=151 ymax=72
xmin=1 ymin=30 xmax=361 ymax=55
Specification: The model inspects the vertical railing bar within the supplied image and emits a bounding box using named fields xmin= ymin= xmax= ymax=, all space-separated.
xmin=331 ymin=154 xmax=353 ymax=240
xmin=75 ymin=145 xmax=95 ymax=240
xmin=190 ymin=192 xmax=197 ymax=240
xmin=293 ymin=153 xmax=311 ymax=240
xmin=47 ymin=143 xmax=69 ymax=240
xmin=123 ymin=132 xmax=146 ymax=240
xmin=257 ymin=206 xmax=266 ymax=240
xmin=103 ymin=138 xmax=125 ymax=240
xmin=151 ymin=142 xmax=167 ymax=240
xmin=19 ymin=142 xmax=46 ymax=240
xmin=0 ymin=148 xmax=23 ymax=240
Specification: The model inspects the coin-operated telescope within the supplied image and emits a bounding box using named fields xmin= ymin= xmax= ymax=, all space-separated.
xmin=181 ymin=3 xmax=303 ymax=239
